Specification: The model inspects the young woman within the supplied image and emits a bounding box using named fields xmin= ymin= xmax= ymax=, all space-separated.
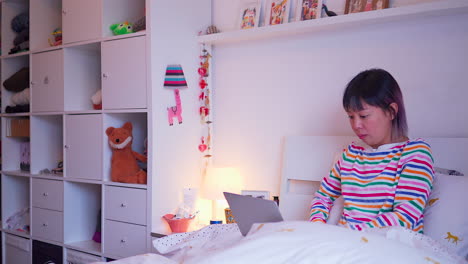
xmin=309 ymin=69 xmax=434 ymax=233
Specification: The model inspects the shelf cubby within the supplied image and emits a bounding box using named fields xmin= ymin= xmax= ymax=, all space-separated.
xmin=1 ymin=117 xmax=30 ymax=172
xmin=64 ymin=114 xmax=103 ymax=181
xmin=30 ymin=0 xmax=62 ymax=51
xmin=103 ymin=112 xmax=147 ymax=183
xmin=1 ymin=55 xmax=30 ymax=114
xmin=64 ymin=43 xmax=101 ymax=111
xmin=1 ymin=0 xmax=29 ymax=56
xmin=64 ymin=182 xmax=101 ymax=253
xmin=61 ymin=0 xmax=102 ymax=45
xmin=30 ymin=115 xmax=63 ymax=175
xmin=2 ymin=174 xmax=30 ymax=235
xmin=101 ymin=36 xmax=147 ymax=110
xmin=102 ymin=0 xmax=145 ymax=38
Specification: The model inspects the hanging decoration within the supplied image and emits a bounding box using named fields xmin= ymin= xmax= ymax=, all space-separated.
xmin=164 ymin=65 xmax=188 ymax=126
xmin=198 ymin=44 xmax=213 ymax=177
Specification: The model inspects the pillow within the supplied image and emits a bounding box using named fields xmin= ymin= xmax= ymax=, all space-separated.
xmin=424 ymin=173 xmax=468 ymax=259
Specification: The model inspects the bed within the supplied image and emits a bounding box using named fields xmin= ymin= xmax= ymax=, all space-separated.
xmin=94 ymin=136 xmax=468 ymax=264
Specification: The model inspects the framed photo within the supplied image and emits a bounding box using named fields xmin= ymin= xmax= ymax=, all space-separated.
xmin=345 ymin=0 xmax=389 ymax=14
xmin=241 ymin=190 xmax=270 ymax=200
xmin=265 ymin=0 xmax=291 ymax=26
xmin=295 ymin=0 xmax=322 ymax=21
xmin=237 ymin=0 xmax=262 ymax=30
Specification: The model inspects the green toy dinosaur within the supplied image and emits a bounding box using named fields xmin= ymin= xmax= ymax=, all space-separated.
xmin=110 ymin=21 xmax=134 ymax=35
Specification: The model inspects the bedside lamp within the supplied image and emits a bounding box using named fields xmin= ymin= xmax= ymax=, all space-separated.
xmin=203 ymin=167 xmax=242 ymax=223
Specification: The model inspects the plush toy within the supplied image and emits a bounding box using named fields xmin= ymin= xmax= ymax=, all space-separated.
xmin=110 ymin=21 xmax=133 ymax=35
xmin=106 ymin=122 xmax=147 ymax=184
xmin=48 ymin=28 xmax=62 ymax=47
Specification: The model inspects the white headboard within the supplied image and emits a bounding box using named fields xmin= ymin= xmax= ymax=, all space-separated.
xmin=279 ymin=136 xmax=468 ymax=221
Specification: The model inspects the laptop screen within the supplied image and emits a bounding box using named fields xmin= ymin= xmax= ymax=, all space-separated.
xmin=224 ymin=192 xmax=283 ymax=236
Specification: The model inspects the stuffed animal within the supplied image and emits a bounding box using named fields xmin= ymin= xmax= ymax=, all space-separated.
xmin=110 ymin=21 xmax=133 ymax=35
xmin=106 ymin=122 xmax=147 ymax=184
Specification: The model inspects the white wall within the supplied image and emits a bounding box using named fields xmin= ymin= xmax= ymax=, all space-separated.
xmin=211 ymin=1 xmax=468 ymax=197
xmin=150 ymin=0 xmax=212 ymax=234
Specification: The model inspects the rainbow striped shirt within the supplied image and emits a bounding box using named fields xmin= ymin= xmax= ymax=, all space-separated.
xmin=309 ymin=139 xmax=434 ymax=233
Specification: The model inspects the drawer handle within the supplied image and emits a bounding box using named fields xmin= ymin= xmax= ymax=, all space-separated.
xmin=120 ymin=203 xmax=127 ymax=208
xmin=120 ymin=238 xmax=126 ymax=243
xmin=42 ymin=223 xmax=48 ymax=227
xmin=43 ymin=192 xmax=48 ymax=197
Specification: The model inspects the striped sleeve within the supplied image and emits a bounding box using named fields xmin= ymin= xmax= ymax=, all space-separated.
xmin=352 ymin=141 xmax=434 ymax=232
xmin=309 ymin=151 xmax=344 ymax=223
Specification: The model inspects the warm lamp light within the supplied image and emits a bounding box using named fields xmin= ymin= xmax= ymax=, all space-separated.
xmin=203 ymin=167 xmax=242 ymax=223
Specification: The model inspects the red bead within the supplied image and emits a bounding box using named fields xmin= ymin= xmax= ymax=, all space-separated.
xmin=199 ymin=79 xmax=207 ymax=89
xmin=198 ymin=67 xmax=207 ymax=76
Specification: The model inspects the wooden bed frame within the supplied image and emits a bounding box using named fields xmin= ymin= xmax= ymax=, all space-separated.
xmin=279 ymin=136 xmax=468 ymax=221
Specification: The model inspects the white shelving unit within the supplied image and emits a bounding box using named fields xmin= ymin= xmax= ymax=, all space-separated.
xmin=1 ymin=0 xmax=154 ymax=262
xmin=198 ymin=0 xmax=468 ymax=44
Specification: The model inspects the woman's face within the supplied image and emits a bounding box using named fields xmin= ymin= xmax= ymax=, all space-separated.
xmin=346 ymin=102 xmax=396 ymax=149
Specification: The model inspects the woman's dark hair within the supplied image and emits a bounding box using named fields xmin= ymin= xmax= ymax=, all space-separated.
xmin=343 ymin=68 xmax=408 ymax=140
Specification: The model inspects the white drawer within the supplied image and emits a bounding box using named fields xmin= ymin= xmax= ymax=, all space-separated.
xmin=32 ymin=178 xmax=64 ymax=211
xmin=5 ymin=234 xmax=31 ymax=264
xmin=104 ymin=220 xmax=147 ymax=258
xmin=32 ymin=207 xmax=63 ymax=242
xmin=105 ymin=186 xmax=146 ymax=225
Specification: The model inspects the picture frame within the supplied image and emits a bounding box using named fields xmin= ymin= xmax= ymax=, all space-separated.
xmin=241 ymin=190 xmax=270 ymax=200
xmin=295 ymin=0 xmax=322 ymax=21
xmin=237 ymin=0 xmax=262 ymax=30
xmin=264 ymin=0 xmax=291 ymax=26
xmin=345 ymin=0 xmax=389 ymax=14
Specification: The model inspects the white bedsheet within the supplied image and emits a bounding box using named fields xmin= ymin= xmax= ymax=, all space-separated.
xmin=95 ymin=221 xmax=467 ymax=264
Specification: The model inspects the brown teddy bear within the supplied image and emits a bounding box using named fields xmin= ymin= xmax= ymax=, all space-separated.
xmin=106 ymin=122 xmax=147 ymax=184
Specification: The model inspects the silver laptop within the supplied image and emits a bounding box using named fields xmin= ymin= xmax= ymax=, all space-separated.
xmin=224 ymin=192 xmax=283 ymax=236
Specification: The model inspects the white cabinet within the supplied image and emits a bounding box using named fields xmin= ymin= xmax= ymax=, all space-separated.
xmin=62 ymin=0 xmax=102 ymax=44
xmin=105 ymin=186 xmax=147 ymax=225
xmin=65 ymin=114 xmax=103 ymax=180
xmin=104 ymin=220 xmax=146 ymax=258
xmin=31 ymin=50 xmax=65 ymax=112
xmin=32 ymin=178 xmax=64 ymax=211
xmin=5 ymin=234 xmax=31 ymax=264
xmin=102 ymin=36 xmax=147 ymax=109
xmin=32 ymin=207 xmax=64 ymax=242
xmin=0 ymin=0 xmax=208 ymax=260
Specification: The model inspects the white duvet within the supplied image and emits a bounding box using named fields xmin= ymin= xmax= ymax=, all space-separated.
xmin=97 ymin=221 xmax=467 ymax=264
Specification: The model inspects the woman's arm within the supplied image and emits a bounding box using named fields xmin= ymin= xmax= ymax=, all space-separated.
xmin=309 ymin=159 xmax=343 ymax=223
xmin=351 ymin=142 xmax=434 ymax=232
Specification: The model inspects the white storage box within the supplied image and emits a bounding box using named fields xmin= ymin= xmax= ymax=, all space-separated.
xmin=5 ymin=234 xmax=31 ymax=264
xmin=67 ymin=249 xmax=103 ymax=264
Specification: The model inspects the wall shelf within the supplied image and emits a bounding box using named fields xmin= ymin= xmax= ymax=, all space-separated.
xmin=198 ymin=0 xmax=468 ymax=45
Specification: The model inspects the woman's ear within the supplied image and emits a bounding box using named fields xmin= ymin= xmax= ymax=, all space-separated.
xmin=389 ymin=103 xmax=398 ymax=120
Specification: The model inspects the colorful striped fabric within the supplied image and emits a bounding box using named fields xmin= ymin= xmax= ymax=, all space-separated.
xmin=164 ymin=64 xmax=188 ymax=88
xmin=309 ymin=138 xmax=434 ymax=233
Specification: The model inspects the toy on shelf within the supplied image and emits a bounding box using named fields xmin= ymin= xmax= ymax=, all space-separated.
xmin=132 ymin=16 xmax=146 ymax=32
xmin=48 ymin=28 xmax=62 ymax=46
xmin=106 ymin=122 xmax=147 ymax=184
xmin=91 ymin=89 xmax=102 ymax=110
xmin=110 ymin=21 xmax=133 ymax=36
xmin=9 ymin=12 xmax=29 ymax=54
xmin=51 ymin=161 xmax=63 ymax=174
